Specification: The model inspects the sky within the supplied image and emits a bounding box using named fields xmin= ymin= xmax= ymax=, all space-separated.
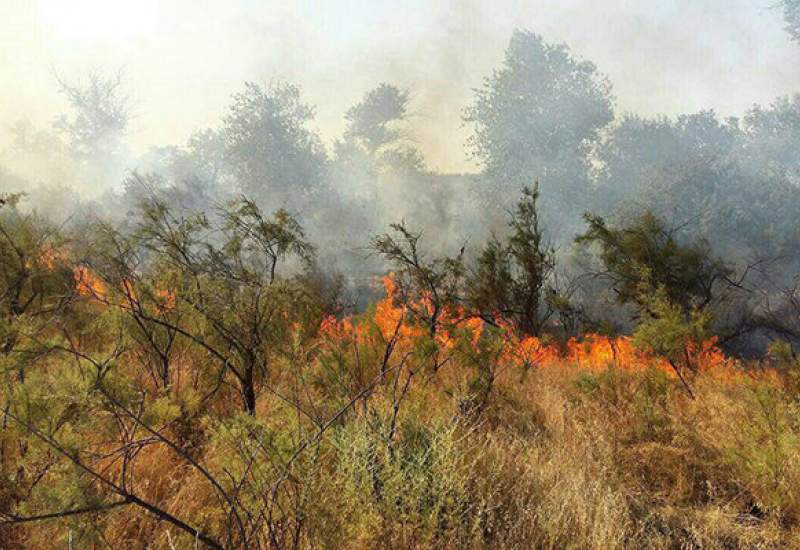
xmin=1 ymin=0 xmax=798 ymax=173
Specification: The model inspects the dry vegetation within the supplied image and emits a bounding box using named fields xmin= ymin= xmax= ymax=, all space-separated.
xmin=6 ymin=16 xmax=800 ymax=549
xmin=3 ymin=242 xmax=800 ymax=548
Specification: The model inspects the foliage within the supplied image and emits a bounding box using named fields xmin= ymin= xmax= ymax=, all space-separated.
xmin=54 ymin=71 xmax=129 ymax=160
xmin=223 ymin=82 xmax=328 ymax=208
xmin=2 ymin=197 xmax=800 ymax=546
xmin=6 ymin=22 xmax=800 ymax=550
xmin=783 ymin=1 xmax=800 ymax=43
xmin=467 ymin=184 xmax=556 ymax=336
xmin=464 ymin=29 xmax=614 ymax=234
xmin=577 ymin=210 xmax=731 ymax=316
xmin=0 ymin=193 xmax=74 ymax=358
xmin=341 ymin=83 xmax=415 ymax=160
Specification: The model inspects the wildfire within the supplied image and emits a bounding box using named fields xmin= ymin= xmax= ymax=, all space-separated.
xmin=59 ymin=262 xmax=769 ymax=385
xmin=74 ymin=265 xmax=108 ymax=301
xmin=35 ymin=246 xmax=68 ymax=270
xmin=317 ymin=274 xmax=766 ymax=386
xmin=72 ymin=264 xmax=177 ymax=317
xmin=319 ymin=314 xmax=354 ymax=341
xmin=373 ymin=273 xmax=424 ymax=341
xmin=154 ymin=287 xmax=176 ymax=313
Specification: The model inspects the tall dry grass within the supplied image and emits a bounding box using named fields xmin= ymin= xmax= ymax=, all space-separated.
xmin=11 ymin=354 xmax=799 ymax=549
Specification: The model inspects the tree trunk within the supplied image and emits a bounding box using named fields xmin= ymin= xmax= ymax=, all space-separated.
xmin=242 ymin=367 xmax=257 ymax=415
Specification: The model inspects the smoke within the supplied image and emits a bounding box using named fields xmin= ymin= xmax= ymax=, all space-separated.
xmin=2 ymin=1 xmax=798 ymax=177
xmin=2 ymin=0 xmax=800 ymax=287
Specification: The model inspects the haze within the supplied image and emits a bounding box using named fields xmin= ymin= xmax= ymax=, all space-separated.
xmin=1 ymin=0 xmax=796 ymax=173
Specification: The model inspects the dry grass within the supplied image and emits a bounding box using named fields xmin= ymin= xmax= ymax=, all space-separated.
xmin=7 ymin=336 xmax=800 ymax=549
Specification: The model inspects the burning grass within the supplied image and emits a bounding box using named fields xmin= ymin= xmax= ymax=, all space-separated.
xmin=4 ymin=270 xmax=799 ymax=549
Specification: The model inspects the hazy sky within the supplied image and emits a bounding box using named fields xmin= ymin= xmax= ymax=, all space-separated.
xmin=1 ymin=0 xmax=798 ymax=172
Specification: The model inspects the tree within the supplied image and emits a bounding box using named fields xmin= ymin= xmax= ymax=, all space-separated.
xmin=138 ymin=129 xmax=232 ymax=214
xmin=336 ymin=83 xmax=424 ymax=176
xmin=340 ymin=83 xmax=416 ymax=160
xmin=464 ymin=29 xmax=613 ymax=234
xmin=54 ymin=71 xmax=129 ymax=161
xmin=593 ymin=103 xmax=800 ymax=274
xmin=0 ymin=193 xmax=74 ymax=362
xmin=576 ymin=210 xmax=731 ymax=317
xmin=372 ymin=222 xmax=464 ymax=339
xmin=127 ymin=188 xmax=316 ymax=413
xmin=223 ymin=82 xmax=328 ymax=210
xmin=595 ymin=111 xmax=739 ymax=213
xmin=331 ymin=82 xmax=463 ymax=277
xmin=333 ymin=83 xmax=428 ymax=221
xmin=734 ymin=97 xmax=800 ymax=259
xmin=467 ymin=184 xmax=556 ymax=336
xmin=576 ymin=210 xmax=749 ymax=396
xmin=782 ymin=1 xmax=800 ymax=42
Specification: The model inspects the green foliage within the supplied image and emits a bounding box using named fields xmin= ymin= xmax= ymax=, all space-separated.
xmin=54 ymin=71 xmax=129 ymax=160
xmin=468 ymin=184 xmax=556 ymax=335
xmin=783 ymin=1 xmax=800 ymax=43
xmin=218 ymin=196 xmax=315 ymax=282
xmin=328 ymin=417 xmax=469 ymax=546
xmin=335 ymin=83 xmax=425 ymax=177
xmin=578 ymin=210 xmax=731 ymax=316
xmin=464 ymin=29 xmax=613 ymax=233
xmin=223 ymin=81 xmax=328 ymax=206
xmin=342 ymin=84 xmax=413 ymax=157
xmin=131 ymin=192 xmax=322 ymax=412
xmin=0 ymin=194 xmax=74 ymax=366
xmin=632 ymin=286 xmax=712 ymax=366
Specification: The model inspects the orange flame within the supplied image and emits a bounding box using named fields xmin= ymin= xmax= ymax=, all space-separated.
xmin=74 ymin=265 xmax=108 ymax=301
xmin=315 ymin=274 xmax=770 ymax=387
xmin=154 ymin=287 xmax=176 ymax=313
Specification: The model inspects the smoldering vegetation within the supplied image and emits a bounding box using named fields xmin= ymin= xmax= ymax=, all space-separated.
xmin=4 ymin=14 xmax=800 ymax=548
